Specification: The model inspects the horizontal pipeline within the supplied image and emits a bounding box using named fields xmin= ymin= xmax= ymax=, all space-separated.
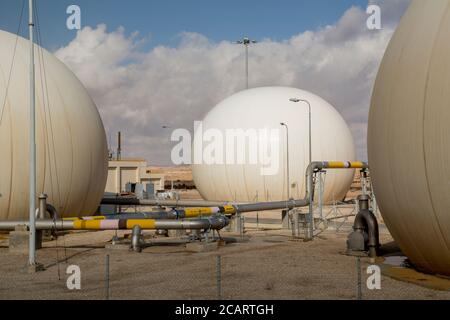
xmin=0 ymin=216 xmax=229 ymax=231
xmin=98 ymin=161 xmax=368 ymax=215
xmin=65 ymin=206 xmax=237 ymax=221
xmin=0 ymin=161 xmax=366 ymax=232
xmin=101 ymin=198 xmax=237 ymax=207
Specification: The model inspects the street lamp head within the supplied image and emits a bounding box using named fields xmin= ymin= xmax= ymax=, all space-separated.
xmin=280 ymin=122 xmax=286 ymax=126
xmin=236 ymin=37 xmax=257 ymax=45
xmin=289 ymin=98 xmax=300 ymax=103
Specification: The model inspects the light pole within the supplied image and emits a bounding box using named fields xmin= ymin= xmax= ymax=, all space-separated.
xmin=289 ymin=98 xmax=313 ymax=240
xmin=28 ymin=0 xmax=37 ymax=268
xmin=280 ymin=123 xmax=290 ymax=200
xmin=235 ymin=37 xmax=257 ymax=89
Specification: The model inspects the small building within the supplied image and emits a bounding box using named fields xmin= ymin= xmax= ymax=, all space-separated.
xmin=105 ymin=158 xmax=165 ymax=195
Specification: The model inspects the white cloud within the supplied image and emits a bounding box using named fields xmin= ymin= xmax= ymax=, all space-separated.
xmin=55 ymin=0 xmax=410 ymax=164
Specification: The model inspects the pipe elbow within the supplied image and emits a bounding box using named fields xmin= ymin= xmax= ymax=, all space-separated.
xmin=354 ymin=209 xmax=380 ymax=254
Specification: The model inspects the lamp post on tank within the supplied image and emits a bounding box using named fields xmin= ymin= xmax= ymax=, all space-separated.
xmin=280 ymin=123 xmax=290 ymax=200
xmin=289 ymin=97 xmax=313 ymax=240
xmin=235 ymin=37 xmax=257 ymax=89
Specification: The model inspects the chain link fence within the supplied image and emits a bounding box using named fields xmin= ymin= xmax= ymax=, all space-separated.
xmin=2 ymin=238 xmax=446 ymax=300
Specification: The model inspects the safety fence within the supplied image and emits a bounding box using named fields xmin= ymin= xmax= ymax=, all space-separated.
xmin=0 ymin=242 xmax=439 ymax=300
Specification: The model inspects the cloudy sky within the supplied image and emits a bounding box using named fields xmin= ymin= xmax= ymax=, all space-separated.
xmin=1 ymin=0 xmax=411 ymax=165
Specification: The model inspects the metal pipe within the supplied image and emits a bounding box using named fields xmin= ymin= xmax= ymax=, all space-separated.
xmin=45 ymin=204 xmax=59 ymax=220
xmin=0 ymin=161 xmax=367 ymax=240
xmin=100 ymin=198 xmax=237 ymax=207
xmin=305 ymin=161 xmax=369 ymax=240
xmin=0 ymin=216 xmax=230 ymax=231
xmin=38 ymin=194 xmax=47 ymax=219
xmin=131 ymin=225 xmax=142 ymax=252
xmin=353 ymin=195 xmax=379 ymax=258
xmin=69 ymin=206 xmax=237 ymax=221
xmin=100 ymin=161 xmax=368 ymax=240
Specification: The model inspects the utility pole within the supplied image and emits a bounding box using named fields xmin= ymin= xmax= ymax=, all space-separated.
xmin=235 ymin=37 xmax=257 ymax=89
xmin=28 ymin=0 xmax=37 ymax=269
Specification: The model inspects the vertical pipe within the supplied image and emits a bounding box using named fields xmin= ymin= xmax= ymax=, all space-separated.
xmin=36 ymin=194 xmax=47 ymax=249
xmin=38 ymin=194 xmax=47 ymax=219
xmin=307 ymin=165 xmax=314 ymax=241
xmin=361 ymin=170 xmax=368 ymax=196
xmin=28 ymin=0 xmax=36 ymax=267
xmin=131 ymin=225 xmax=142 ymax=252
xmin=318 ymin=172 xmax=323 ymax=223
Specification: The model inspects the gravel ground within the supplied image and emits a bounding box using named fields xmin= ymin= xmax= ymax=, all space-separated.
xmin=0 ymin=229 xmax=449 ymax=300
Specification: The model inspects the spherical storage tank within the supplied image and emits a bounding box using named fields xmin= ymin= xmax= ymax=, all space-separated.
xmin=368 ymin=0 xmax=450 ymax=276
xmin=0 ymin=30 xmax=108 ymax=220
xmin=192 ymin=87 xmax=356 ymax=203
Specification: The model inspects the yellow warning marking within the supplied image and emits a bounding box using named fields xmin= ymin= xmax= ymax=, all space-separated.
xmin=126 ymin=219 xmax=156 ymax=229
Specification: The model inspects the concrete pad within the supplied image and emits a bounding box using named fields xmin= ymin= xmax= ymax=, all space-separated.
xmin=185 ymin=241 xmax=219 ymax=253
xmin=168 ymin=230 xmax=186 ymax=237
xmin=105 ymin=243 xmax=131 ymax=251
xmin=9 ymin=229 xmax=29 ymax=254
xmin=26 ymin=263 xmax=45 ymax=274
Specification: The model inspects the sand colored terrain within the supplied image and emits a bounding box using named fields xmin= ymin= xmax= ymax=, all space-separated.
xmin=0 ymin=228 xmax=449 ymax=300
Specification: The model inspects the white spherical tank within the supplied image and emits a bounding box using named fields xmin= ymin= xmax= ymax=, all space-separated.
xmin=0 ymin=30 xmax=108 ymax=220
xmin=192 ymin=87 xmax=356 ymax=203
xmin=368 ymin=0 xmax=450 ymax=276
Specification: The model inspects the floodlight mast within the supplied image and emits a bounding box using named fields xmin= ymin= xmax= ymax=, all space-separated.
xmin=235 ymin=37 xmax=257 ymax=89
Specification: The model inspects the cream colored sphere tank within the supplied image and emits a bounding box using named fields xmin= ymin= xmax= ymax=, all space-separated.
xmin=192 ymin=87 xmax=356 ymax=203
xmin=0 ymin=30 xmax=108 ymax=220
xmin=368 ymin=0 xmax=450 ymax=276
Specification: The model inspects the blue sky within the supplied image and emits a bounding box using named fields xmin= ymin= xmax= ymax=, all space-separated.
xmin=1 ymin=0 xmax=369 ymax=51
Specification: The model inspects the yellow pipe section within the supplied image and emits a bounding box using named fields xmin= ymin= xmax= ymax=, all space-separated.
xmin=125 ymin=219 xmax=156 ymax=229
xmin=326 ymin=161 xmax=367 ymax=169
xmin=72 ymin=220 xmax=103 ymax=230
xmin=184 ymin=207 xmax=216 ymax=218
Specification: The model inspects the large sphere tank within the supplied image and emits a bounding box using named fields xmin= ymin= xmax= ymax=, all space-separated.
xmin=0 ymin=30 xmax=108 ymax=220
xmin=192 ymin=86 xmax=356 ymax=203
xmin=368 ymin=0 xmax=450 ymax=276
